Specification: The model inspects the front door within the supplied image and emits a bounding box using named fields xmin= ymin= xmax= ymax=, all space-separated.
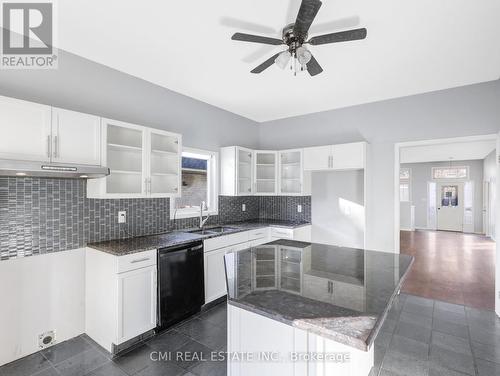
xmin=437 ymin=182 xmax=464 ymax=232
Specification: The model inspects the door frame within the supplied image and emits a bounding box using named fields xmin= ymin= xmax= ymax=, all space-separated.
xmin=394 ymin=133 xmax=499 ymax=316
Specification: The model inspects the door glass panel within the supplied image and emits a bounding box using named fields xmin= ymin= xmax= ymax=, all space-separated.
xmin=106 ymin=125 xmax=143 ymax=194
xmin=441 ymin=185 xmax=458 ymax=207
xmin=150 ymin=133 xmax=179 ymax=194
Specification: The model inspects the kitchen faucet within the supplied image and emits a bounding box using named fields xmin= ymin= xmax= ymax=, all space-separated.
xmin=199 ymin=201 xmax=211 ymax=229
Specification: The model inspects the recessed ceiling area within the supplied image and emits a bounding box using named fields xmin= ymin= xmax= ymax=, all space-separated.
xmin=57 ymin=0 xmax=500 ymax=122
xmin=400 ymin=139 xmax=497 ymax=164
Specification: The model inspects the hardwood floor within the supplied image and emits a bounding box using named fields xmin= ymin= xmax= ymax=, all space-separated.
xmin=400 ymin=230 xmax=496 ymax=310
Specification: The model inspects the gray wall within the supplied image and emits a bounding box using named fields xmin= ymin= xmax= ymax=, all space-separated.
xmin=0 ymin=49 xmax=259 ymax=151
xmin=401 ymin=160 xmax=484 ymax=233
xmin=259 ymin=80 xmax=500 ymax=252
xmin=311 ymin=170 xmax=365 ymax=248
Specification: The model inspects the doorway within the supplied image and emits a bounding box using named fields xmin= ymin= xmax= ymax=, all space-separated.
xmin=395 ymin=134 xmax=498 ymax=312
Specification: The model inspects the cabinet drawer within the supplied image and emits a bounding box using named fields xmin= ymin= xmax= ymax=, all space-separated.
xmin=204 ymin=232 xmax=249 ymax=252
xmin=116 ymin=250 xmax=157 ymax=274
xmin=247 ymin=228 xmax=269 ymax=241
xmin=270 ymin=228 xmax=293 ymax=239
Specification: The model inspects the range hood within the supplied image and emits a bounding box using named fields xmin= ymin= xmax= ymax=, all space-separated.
xmin=0 ymin=159 xmax=110 ymax=179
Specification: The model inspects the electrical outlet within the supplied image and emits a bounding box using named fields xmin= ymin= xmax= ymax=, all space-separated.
xmin=242 ymin=204 xmax=246 ymax=212
xmin=118 ymin=211 xmax=127 ymax=224
xmin=297 ymin=205 xmax=302 ymax=213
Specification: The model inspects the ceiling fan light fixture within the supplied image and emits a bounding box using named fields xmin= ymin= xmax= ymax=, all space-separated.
xmin=296 ymin=46 xmax=312 ymax=65
xmin=275 ymin=51 xmax=291 ymax=70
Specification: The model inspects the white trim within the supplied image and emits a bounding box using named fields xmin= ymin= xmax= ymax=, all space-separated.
xmin=170 ymin=147 xmax=219 ymax=220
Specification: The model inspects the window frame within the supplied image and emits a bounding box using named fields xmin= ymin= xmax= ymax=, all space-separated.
xmin=399 ymin=168 xmax=411 ymax=202
xmin=431 ymin=166 xmax=469 ymax=180
xmin=170 ymin=147 xmax=219 ymax=220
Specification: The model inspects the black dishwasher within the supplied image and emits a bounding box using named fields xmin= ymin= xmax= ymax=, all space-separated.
xmin=157 ymin=241 xmax=205 ymax=330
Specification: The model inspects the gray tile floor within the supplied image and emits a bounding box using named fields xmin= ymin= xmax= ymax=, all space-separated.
xmin=1 ymin=295 xmax=500 ymax=376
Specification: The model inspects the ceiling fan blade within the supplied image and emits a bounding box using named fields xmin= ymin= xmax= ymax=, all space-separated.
xmin=251 ymin=52 xmax=282 ymax=74
xmin=308 ymin=28 xmax=367 ymax=46
xmin=306 ymin=54 xmax=323 ymax=76
xmin=294 ymin=0 xmax=323 ymax=38
xmin=232 ymin=32 xmax=283 ymax=45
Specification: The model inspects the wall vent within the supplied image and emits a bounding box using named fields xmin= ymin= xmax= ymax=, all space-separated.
xmin=38 ymin=330 xmax=56 ymax=349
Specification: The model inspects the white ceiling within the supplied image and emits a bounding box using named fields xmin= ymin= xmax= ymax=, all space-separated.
xmin=56 ymin=0 xmax=500 ymax=122
xmin=400 ymin=139 xmax=497 ymax=164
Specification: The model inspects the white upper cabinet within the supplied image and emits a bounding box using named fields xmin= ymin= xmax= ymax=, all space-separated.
xmin=51 ymin=107 xmax=101 ymax=165
xmin=87 ymin=118 xmax=181 ymax=198
xmin=332 ymin=142 xmax=366 ymax=170
xmin=279 ymin=149 xmax=304 ymax=195
xmin=303 ymin=142 xmax=366 ymax=171
xmin=221 ymin=146 xmax=254 ymax=196
xmin=254 ymin=151 xmax=278 ymax=195
xmin=0 ymin=96 xmax=52 ymax=162
xmin=303 ymin=145 xmax=332 ymax=171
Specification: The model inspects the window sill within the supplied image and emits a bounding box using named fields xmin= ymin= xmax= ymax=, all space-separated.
xmin=170 ymin=210 xmax=218 ymax=220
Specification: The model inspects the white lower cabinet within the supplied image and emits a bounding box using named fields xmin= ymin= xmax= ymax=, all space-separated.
xmin=228 ymin=305 xmax=374 ymax=376
xmin=86 ymin=248 xmax=157 ymax=353
xmin=204 ymin=247 xmax=231 ymax=304
xmin=270 ymin=226 xmax=311 ymax=242
xmin=117 ymin=266 xmax=157 ymax=344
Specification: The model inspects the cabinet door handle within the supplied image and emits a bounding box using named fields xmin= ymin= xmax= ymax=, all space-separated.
xmin=46 ymin=136 xmax=51 ymax=158
xmin=53 ymin=135 xmax=58 ymax=158
xmin=131 ymin=257 xmax=150 ymax=264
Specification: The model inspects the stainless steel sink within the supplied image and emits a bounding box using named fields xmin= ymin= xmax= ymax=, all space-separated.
xmin=188 ymin=229 xmax=215 ymax=235
xmin=188 ymin=227 xmax=238 ymax=236
xmin=205 ymin=226 xmax=238 ymax=234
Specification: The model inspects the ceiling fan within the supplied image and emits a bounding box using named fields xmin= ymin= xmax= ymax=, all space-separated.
xmin=231 ymin=0 xmax=367 ymax=76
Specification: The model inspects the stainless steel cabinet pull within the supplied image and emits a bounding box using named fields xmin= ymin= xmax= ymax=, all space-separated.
xmin=131 ymin=257 xmax=150 ymax=264
xmin=47 ymin=136 xmax=51 ymax=158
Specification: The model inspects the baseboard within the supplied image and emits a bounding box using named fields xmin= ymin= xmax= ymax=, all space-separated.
xmin=400 ymin=228 xmax=414 ymax=232
xmin=415 ymin=226 xmax=431 ymax=230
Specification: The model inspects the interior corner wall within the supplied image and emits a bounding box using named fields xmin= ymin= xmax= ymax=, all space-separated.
xmin=258 ymin=80 xmax=500 ymax=253
xmin=311 ymin=170 xmax=365 ymax=248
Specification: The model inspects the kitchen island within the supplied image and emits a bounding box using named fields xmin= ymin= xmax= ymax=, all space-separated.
xmin=224 ymin=240 xmax=413 ymax=376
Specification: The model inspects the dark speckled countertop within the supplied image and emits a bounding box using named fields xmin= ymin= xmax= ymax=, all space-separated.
xmin=87 ymin=220 xmax=310 ymax=256
xmin=224 ymin=240 xmax=414 ymax=351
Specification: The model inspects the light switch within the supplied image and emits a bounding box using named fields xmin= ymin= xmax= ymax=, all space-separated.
xmin=118 ymin=211 xmax=127 ymax=224
xmin=297 ymin=205 xmax=302 ymax=213
xmin=242 ymin=204 xmax=246 ymax=212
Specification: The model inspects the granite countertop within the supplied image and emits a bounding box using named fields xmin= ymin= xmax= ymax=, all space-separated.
xmin=224 ymin=240 xmax=414 ymax=351
xmin=87 ymin=219 xmax=311 ymax=256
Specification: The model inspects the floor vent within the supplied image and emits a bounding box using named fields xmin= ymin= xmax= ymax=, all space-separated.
xmin=38 ymin=330 xmax=56 ymax=349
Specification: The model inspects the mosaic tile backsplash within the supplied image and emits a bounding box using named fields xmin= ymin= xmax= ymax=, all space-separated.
xmin=0 ymin=177 xmax=311 ymax=260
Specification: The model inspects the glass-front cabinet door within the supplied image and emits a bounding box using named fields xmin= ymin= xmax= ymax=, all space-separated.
xmin=254 ymin=151 xmax=277 ymax=195
xmin=279 ymin=149 xmax=303 ymax=195
xmin=148 ymin=130 xmax=181 ymax=197
xmin=237 ymin=147 xmax=253 ymax=195
xmin=105 ymin=121 xmax=146 ymax=196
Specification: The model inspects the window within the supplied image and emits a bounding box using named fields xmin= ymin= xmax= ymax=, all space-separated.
xmin=432 ymin=166 xmax=469 ymax=180
xmin=171 ymin=148 xmax=218 ymax=219
xmin=400 ymin=168 xmax=411 ymax=202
